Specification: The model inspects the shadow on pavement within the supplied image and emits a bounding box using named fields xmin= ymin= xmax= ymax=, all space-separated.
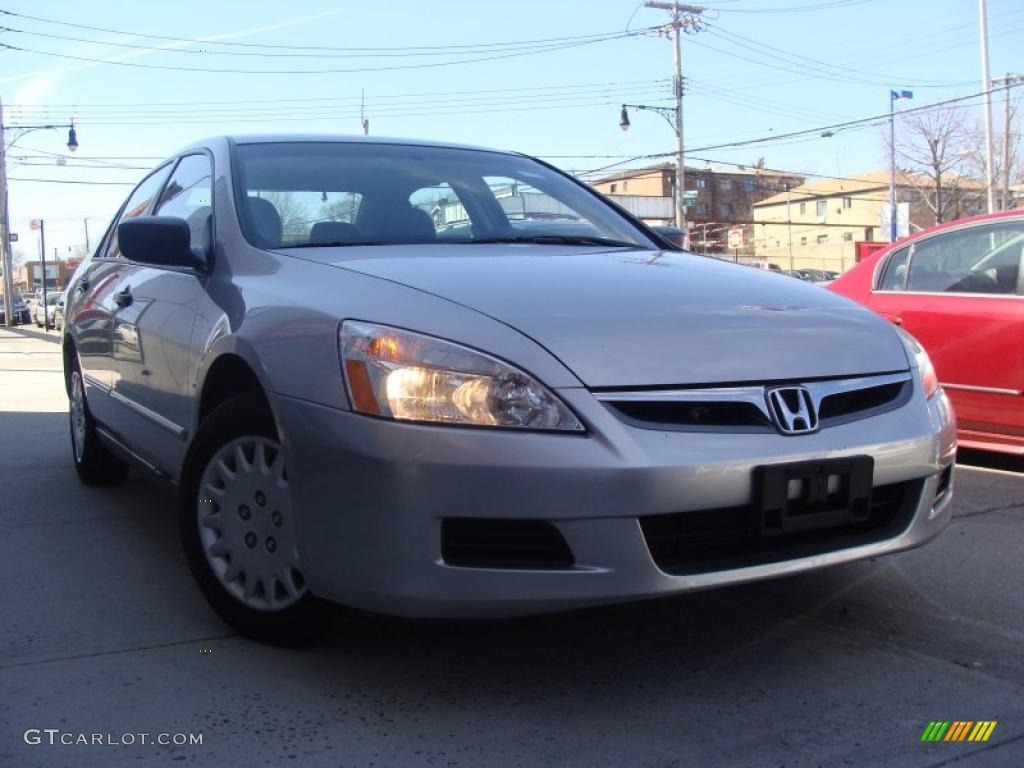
xmin=2 ymin=326 xmax=62 ymax=345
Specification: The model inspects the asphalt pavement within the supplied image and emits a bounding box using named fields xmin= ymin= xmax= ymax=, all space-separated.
xmin=1 ymin=326 xmax=1021 ymax=768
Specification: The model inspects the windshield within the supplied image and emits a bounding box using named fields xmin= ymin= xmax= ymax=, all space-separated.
xmin=234 ymin=142 xmax=657 ymax=250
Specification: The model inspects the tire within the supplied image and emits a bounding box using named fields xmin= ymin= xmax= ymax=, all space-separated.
xmin=68 ymin=359 xmax=130 ymax=485
xmin=179 ymin=392 xmax=335 ymax=645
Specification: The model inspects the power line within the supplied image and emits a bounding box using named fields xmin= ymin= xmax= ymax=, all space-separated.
xmin=5 ymin=78 xmax=669 ymax=111
xmin=0 ymin=9 xmax=640 ymax=52
xmin=7 ymin=177 xmax=134 ymax=185
xmin=0 ymin=31 xmax=648 ymax=75
xmin=0 ymin=24 xmax=642 ymax=59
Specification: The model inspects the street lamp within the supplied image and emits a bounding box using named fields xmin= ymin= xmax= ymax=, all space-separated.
xmin=889 ymin=89 xmax=913 ymax=243
xmin=618 ymin=102 xmax=684 ymax=233
xmin=0 ymin=107 xmax=80 ymax=328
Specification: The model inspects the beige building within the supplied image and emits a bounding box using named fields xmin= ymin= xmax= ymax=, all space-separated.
xmin=753 ymin=172 xmax=908 ymax=274
xmin=753 ymin=171 xmax=987 ymax=274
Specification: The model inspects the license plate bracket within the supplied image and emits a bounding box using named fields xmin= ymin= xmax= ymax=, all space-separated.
xmin=755 ymin=456 xmax=874 ymax=536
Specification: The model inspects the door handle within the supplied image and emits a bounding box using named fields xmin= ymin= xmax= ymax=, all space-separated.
xmin=114 ymin=287 xmax=133 ymax=308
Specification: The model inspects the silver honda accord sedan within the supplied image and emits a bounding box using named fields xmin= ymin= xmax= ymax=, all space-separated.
xmin=62 ymin=135 xmax=957 ymax=644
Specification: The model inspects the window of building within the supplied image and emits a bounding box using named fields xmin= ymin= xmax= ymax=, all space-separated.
xmin=842 ymin=196 xmax=853 ymax=209
xmin=622 ymin=181 xmax=628 ymax=192
xmin=695 ymin=202 xmax=708 ymax=215
xmin=799 ymin=202 xmax=806 ymax=214
xmin=816 ymin=200 xmax=827 ymax=218
xmin=742 ymin=179 xmax=755 ymax=192
xmin=719 ymin=178 xmax=733 ymax=192
xmin=609 ymin=183 xmax=617 ymax=194
xmin=696 ymin=178 xmax=707 ymax=189
xmin=817 ymin=234 xmax=829 ymax=244
xmin=719 ymin=203 xmax=734 ymax=218
xmin=865 ymin=227 xmax=874 ymax=242
xmin=842 ymin=232 xmax=853 ymax=242
xmin=800 ymin=236 xmax=807 ymax=246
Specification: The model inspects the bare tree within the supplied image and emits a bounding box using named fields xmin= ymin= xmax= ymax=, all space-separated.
xmin=960 ymin=98 xmax=1021 ymax=210
xmin=261 ymin=191 xmax=310 ymax=239
xmin=890 ymin=104 xmax=980 ymax=225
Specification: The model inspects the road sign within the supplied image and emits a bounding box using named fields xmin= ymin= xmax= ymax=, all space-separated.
xmin=7 ymin=233 xmax=17 ymax=242
xmin=727 ymin=228 xmax=744 ymax=250
xmin=682 ymin=190 xmax=698 ymax=201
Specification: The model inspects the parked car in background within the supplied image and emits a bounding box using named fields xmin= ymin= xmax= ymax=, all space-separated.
xmin=63 ymin=135 xmax=956 ymax=644
xmin=829 ymin=210 xmax=1023 ymax=455
xmin=52 ymin=292 xmax=67 ymax=331
xmin=0 ymin=298 xmax=32 ymax=325
xmin=35 ymin=292 xmax=63 ymax=328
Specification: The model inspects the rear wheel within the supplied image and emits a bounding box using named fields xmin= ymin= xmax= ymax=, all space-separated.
xmin=179 ymin=393 xmax=335 ymax=645
xmin=68 ymin=360 xmax=130 ymax=485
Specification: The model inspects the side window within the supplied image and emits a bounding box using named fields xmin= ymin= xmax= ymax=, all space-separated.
xmin=154 ymin=154 xmax=213 ymax=251
xmin=103 ymin=165 xmax=172 ymax=259
xmin=877 ymin=246 xmax=910 ymax=291
xmin=907 ymin=223 xmax=1024 ymax=294
xmin=409 ymin=181 xmax=459 ymax=238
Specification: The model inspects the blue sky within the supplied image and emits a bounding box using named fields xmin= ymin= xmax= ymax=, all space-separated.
xmin=1 ymin=0 xmax=1020 ymax=260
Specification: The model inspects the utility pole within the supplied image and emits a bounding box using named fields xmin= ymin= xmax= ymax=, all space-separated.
xmin=992 ymin=74 xmax=1022 ymax=210
xmin=38 ymin=219 xmax=49 ymax=332
xmin=83 ymin=217 xmax=91 ymax=253
xmin=644 ymin=2 xmax=704 ymax=248
xmin=979 ymin=0 xmax=996 ymax=213
xmin=360 ymin=89 xmax=369 ymax=135
xmin=0 ymin=96 xmax=13 ymax=328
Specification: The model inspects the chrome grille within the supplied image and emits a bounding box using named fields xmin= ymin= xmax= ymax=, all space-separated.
xmin=596 ymin=372 xmax=912 ymax=433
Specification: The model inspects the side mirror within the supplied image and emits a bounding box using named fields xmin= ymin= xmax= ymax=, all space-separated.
xmin=118 ymin=216 xmax=206 ymax=270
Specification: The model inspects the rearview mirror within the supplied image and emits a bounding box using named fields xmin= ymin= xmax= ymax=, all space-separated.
xmin=118 ymin=216 xmax=206 ymax=270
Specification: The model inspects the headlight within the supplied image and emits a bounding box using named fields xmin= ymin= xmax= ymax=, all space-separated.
xmin=339 ymin=321 xmax=584 ymax=431
xmin=894 ymin=327 xmax=939 ymax=400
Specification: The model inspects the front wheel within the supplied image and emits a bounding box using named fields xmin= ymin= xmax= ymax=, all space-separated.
xmin=179 ymin=393 xmax=335 ymax=645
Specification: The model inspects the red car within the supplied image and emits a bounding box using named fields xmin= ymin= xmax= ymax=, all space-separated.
xmin=830 ymin=210 xmax=1024 ymax=456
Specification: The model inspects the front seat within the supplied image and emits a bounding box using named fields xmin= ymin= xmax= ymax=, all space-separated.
xmin=383 ymin=205 xmax=436 ymax=243
xmin=247 ymin=197 xmax=283 ymax=248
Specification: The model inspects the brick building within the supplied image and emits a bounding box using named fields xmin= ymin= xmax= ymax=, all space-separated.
xmin=589 ymin=163 xmax=804 ymax=253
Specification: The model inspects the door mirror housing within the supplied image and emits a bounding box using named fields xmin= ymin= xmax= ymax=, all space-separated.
xmin=118 ymin=216 xmax=207 ymax=270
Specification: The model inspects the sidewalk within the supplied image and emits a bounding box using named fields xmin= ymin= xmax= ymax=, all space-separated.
xmin=0 ymin=327 xmax=67 ymax=413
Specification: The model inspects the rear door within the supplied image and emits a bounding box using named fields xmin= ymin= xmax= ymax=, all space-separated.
xmin=868 ymin=218 xmax=1024 ymax=444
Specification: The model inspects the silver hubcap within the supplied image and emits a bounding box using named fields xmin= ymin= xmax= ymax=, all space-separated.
xmin=197 ymin=436 xmax=306 ymax=611
xmin=69 ymin=371 xmax=87 ymax=461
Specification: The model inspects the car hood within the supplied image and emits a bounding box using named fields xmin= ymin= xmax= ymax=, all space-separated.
xmin=293 ymin=245 xmax=909 ymax=388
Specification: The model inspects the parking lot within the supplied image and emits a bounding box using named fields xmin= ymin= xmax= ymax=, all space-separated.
xmin=0 ymin=326 xmax=1021 ymax=768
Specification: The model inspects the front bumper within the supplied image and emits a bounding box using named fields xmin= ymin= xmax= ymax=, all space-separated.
xmin=277 ymin=384 xmax=956 ymax=618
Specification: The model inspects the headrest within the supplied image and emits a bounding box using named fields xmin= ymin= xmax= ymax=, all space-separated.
xmin=309 ymin=220 xmax=360 ymax=244
xmin=247 ymin=197 xmax=283 ymax=248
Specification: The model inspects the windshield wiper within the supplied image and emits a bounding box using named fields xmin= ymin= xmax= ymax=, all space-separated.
xmin=465 ymin=235 xmax=638 ymax=248
xmin=277 ymin=241 xmax=388 ymax=249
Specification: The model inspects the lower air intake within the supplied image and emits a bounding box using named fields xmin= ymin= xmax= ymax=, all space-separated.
xmin=442 ymin=518 xmax=574 ymax=569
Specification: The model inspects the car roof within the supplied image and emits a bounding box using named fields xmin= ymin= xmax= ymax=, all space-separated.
xmin=892 ymin=209 xmax=1024 ymax=248
xmin=174 ymin=134 xmax=519 ymax=158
